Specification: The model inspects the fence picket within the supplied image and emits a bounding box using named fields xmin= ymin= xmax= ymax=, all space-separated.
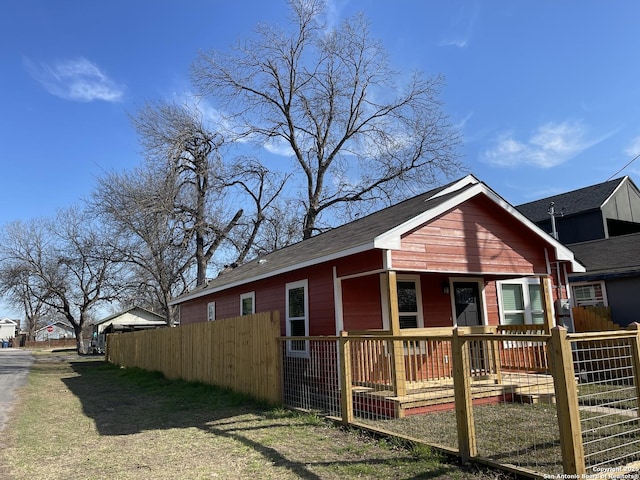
xmin=106 ymin=311 xmax=281 ymax=404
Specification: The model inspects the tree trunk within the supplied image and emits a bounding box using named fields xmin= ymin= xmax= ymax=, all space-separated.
xmin=73 ymin=324 xmax=86 ymax=354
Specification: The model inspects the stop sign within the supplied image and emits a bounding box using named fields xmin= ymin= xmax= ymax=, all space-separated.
xmin=47 ymin=325 xmax=53 ymax=333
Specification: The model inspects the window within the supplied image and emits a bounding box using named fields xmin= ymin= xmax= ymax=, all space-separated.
xmin=572 ymin=283 xmax=605 ymax=307
xmin=396 ymin=276 xmax=424 ymax=329
xmin=240 ymin=292 xmax=255 ymax=316
xmin=397 ymin=280 xmax=419 ymax=328
xmin=498 ymin=279 xmax=545 ymax=325
xmin=286 ymin=280 xmax=308 ymax=356
xmin=207 ymin=302 xmax=216 ymax=321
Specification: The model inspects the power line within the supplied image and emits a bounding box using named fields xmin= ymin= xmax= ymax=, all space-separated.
xmin=552 ymin=152 xmax=640 ymax=210
xmin=606 ymin=152 xmax=640 ymax=182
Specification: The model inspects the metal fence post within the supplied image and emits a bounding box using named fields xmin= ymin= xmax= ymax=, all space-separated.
xmin=452 ymin=327 xmax=476 ymax=462
xmin=339 ymin=331 xmax=353 ymax=425
xmin=549 ymin=326 xmax=585 ymax=475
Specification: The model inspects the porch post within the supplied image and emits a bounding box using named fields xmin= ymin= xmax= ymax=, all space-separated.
xmin=386 ymin=271 xmax=407 ymax=401
xmin=541 ymin=275 xmax=554 ymax=334
xmin=452 ymin=327 xmax=477 ymax=461
xmin=339 ymin=331 xmax=354 ymax=425
xmin=549 ymin=326 xmax=585 ymax=475
xmin=626 ymin=323 xmax=640 ymax=416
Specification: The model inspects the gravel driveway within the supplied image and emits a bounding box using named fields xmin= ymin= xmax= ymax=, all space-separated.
xmin=0 ymin=349 xmax=34 ymax=432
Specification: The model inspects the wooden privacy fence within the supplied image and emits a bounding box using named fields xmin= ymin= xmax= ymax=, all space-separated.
xmin=106 ymin=311 xmax=282 ymax=404
xmin=573 ymin=305 xmax=619 ymax=332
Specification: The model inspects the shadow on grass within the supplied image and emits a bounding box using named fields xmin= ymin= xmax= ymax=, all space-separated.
xmin=61 ymin=359 xmax=460 ymax=480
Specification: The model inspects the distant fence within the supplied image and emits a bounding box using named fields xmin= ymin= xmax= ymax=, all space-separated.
xmin=573 ymin=306 xmax=619 ymax=332
xmin=106 ymin=311 xmax=282 ymax=404
xmin=24 ymin=338 xmax=77 ymax=349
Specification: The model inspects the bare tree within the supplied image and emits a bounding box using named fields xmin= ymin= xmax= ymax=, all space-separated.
xmin=0 ymin=240 xmax=51 ymax=340
xmin=0 ymin=210 xmax=124 ymax=353
xmin=92 ymin=166 xmax=194 ymax=325
xmin=132 ymin=101 xmax=243 ymax=286
xmin=192 ymin=0 xmax=462 ymax=239
xmin=223 ymin=158 xmax=292 ymax=263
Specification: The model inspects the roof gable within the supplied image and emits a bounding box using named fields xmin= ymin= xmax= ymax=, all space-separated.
xmin=516 ymin=177 xmax=627 ymax=222
xmin=94 ymin=306 xmax=165 ymax=326
xmin=34 ymin=322 xmax=74 ymax=334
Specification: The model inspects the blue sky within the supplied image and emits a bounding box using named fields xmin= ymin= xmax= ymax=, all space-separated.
xmin=1 ymin=1 xmax=640 ymax=306
xmin=2 ymin=1 xmax=640 ymax=226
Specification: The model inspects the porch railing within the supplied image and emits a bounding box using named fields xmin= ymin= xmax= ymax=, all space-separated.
xmin=280 ymin=325 xmax=640 ymax=477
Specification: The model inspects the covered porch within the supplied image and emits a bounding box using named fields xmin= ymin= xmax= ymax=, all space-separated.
xmin=338 ymin=270 xmax=557 ymax=417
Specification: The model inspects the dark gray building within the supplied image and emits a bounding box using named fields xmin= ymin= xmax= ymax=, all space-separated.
xmin=517 ymin=176 xmax=640 ymax=328
xmin=568 ymin=233 xmax=640 ymax=327
xmin=516 ymin=176 xmax=640 ymax=244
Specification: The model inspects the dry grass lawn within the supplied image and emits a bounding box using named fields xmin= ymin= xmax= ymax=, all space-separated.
xmin=0 ymin=351 xmax=515 ymax=480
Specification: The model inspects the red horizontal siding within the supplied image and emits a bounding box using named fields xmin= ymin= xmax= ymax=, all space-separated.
xmin=484 ymin=280 xmax=499 ymax=326
xmin=179 ymin=299 xmax=209 ymax=325
xmin=335 ymin=249 xmax=384 ymax=277
xmin=179 ymin=262 xmax=337 ymax=336
xmin=420 ymin=275 xmax=454 ymax=327
xmin=342 ymin=275 xmax=383 ymax=330
xmin=393 ymin=196 xmax=547 ymax=274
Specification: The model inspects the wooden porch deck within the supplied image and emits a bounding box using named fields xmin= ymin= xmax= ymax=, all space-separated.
xmin=352 ymin=372 xmax=557 ymax=418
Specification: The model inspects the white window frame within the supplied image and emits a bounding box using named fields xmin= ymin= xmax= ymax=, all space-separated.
xmin=380 ymin=274 xmax=425 ymax=330
xmin=286 ymin=279 xmax=309 ymax=357
xmin=207 ymin=302 xmax=216 ymax=321
xmin=571 ymin=281 xmax=607 ymax=307
xmin=240 ymin=291 xmax=255 ymax=316
xmin=396 ymin=274 xmax=425 ymax=329
xmin=496 ymin=278 xmax=546 ymax=326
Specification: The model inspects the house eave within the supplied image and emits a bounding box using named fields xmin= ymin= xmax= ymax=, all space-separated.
xmin=170 ymin=175 xmax=584 ymax=305
xmin=169 ymin=241 xmax=378 ymax=305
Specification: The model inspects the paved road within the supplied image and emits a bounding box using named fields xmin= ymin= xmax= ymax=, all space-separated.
xmin=0 ymin=349 xmax=34 ymax=432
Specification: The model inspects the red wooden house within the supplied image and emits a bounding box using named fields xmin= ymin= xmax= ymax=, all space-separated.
xmin=171 ymin=175 xmax=584 ymax=352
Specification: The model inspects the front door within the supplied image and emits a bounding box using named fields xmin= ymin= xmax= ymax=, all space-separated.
xmin=453 ymin=281 xmax=487 ymax=372
xmin=453 ymin=282 xmax=482 ymax=326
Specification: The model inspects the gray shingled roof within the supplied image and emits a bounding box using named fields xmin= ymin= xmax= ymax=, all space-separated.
xmin=171 ymin=175 xmax=584 ymax=305
xmin=569 ymin=233 xmax=640 ymax=275
xmin=172 ymin=178 xmax=476 ymax=301
xmin=516 ymin=178 xmax=624 ymax=223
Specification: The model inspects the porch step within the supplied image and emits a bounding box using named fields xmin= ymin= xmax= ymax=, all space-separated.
xmin=514 ymin=391 xmax=557 ymax=404
xmin=351 ymin=373 xmax=558 ymax=417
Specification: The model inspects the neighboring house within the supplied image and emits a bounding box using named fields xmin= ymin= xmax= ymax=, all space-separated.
xmin=170 ymin=175 xmax=584 ymax=354
xmin=0 ymin=318 xmax=18 ymax=343
xmin=34 ymin=322 xmax=75 ymax=341
xmin=516 ymin=176 xmax=640 ymax=244
xmin=91 ymin=306 xmax=166 ymax=351
xmin=567 ymin=233 xmax=640 ymax=327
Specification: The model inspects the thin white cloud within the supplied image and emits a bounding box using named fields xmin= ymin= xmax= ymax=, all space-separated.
xmin=323 ymin=0 xmax=348 ymax=31
xmin=454 ymin=111 xmax=473 ymax=130
xmin=482 ymin=121 xmax=608 ymax=169
xmin=438 ymin=2 xmax=479 ymax=49
xmin=24 ymin=57 xmax=124 ymax=102
xmin=624 ymin=135 xmax=640 ymax=158
xmin=439 ymin=37 xmax=468 ymax=48
xmin=263 ymin=137 xmax=295 ymax=157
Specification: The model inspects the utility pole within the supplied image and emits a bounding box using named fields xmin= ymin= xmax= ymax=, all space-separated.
xmin=548 ymin=202 xmax=563 ymax=240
